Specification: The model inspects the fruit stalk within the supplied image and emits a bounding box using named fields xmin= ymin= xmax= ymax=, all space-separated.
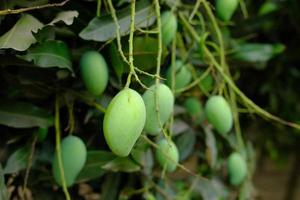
xmin=54 ymin=95 xmax=71 ymax=200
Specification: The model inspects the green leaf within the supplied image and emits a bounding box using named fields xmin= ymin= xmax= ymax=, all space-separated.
xmin=33 ymin=26 xmax=56 ymax=42
xmin=102 ymin=157 xmax=141 ymax=172
xmin=20 ymin=40 xmax=73 ymax=74
xmin=0 ymin=164 xmax=9 ymax=200
xmin=108 ymin=42 xmax=125 ymax=82
xmin=101 ymin=173 xmax=121 ymax=200
xmin=192 ymin=178 xmax=228 ymax=200
xmin=0 ymin=14 xmax=43 ymax=51
xmin=0 ymin=100 xmax=54 ymax=128
xmin=4 ymin=146 xmax=31 ymax=174
xmin=258 ymin=1 xmax=278 ymax=16
xmin=79 ymin=0 xmax=155 ymax=41
xmin=232 ymin=43 xmax=285 ymax=63
xmin=175 ymin=130 xmax=196 ymax=161
xmin=203 ymin=126 xmax=218 ymax=168
xmin=76 ymin=150 xmax=116 ymax=182
xmin=49 ymin=11 xmax=79 ymax=25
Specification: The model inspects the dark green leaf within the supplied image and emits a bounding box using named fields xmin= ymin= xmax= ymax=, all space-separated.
xmin=76 ymin=150 xmax=116 ymax=182
xmin=108 ymin=42 xmax=125 ymax=82
xmin=0 ymin=14 xmax=43 ymax=51
xmin=33 ymin=26 xmax=56 ymax=42
xmin=102 ymin=157 xmax=141 ymax=172
xmin=20 ymin=40 xmax=73 ymax=74
xmin=79 ymin=0 xmax=155 ymax=41
xmin=0 ymin=164 xmax=9 ymax=200
xmin=0 ymin=100 xmax=53 ymax=128
xmin=175 ymin=130 xmax=196 ymax=161
xmin=101 ymin=173 xmax=121 ymax=200
xmin=4 ymin=146 xmax=31 ymax=174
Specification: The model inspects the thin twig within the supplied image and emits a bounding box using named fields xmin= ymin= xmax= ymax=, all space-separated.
xmin=22 ymin=134 xmax=38 ymax=198
xmin=0 ymin=0 xmax=70 ymax=15
xmin=55 ymin=95 xmax=71 ymax=200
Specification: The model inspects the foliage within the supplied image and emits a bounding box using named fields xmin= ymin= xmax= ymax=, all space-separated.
xmin=0 ymin=0 xmax=300 ymax=199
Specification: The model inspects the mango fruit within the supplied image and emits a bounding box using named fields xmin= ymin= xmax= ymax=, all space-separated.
xmin=80 ymin=51 xmax=108 ymax=96
xmin=166 ymin=60 xmax=192 ymax=91
xmin=161 ymin=11 xmax=177 ymax=46
xmin=216 ymin=0 xmax=239 ymax=21
xmin=52 ymin=135 xmax=87 ymax=187
xmin=155 ymin=139 xmax=179 ymax=172
xmin=143 ymin=84 xmax=174 ymax=135
xmin=103 ymin=88 xmax=146 ymax=157
xmin=204 ymin=95 xmax=233 ymax=135
xmin=227 ymin=152 xmax=247 ymax=186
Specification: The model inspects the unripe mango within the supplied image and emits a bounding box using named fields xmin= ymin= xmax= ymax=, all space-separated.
xmin=161 ymin=11 xmax=177 ymax=46
xmin=103 ymin=89 xmax=146 ymax=157
xmin=52 ymin=135 xmax=87 ymax=187
xmin=216 ymin=0 xmax=239 ymax=21
xmin=197 ymin=70 xmax=214 ymax=94
xmin=80 ymin=51 xmax=108 ymax=96
xmin=166 ymin=60 xmax=192 ymax=91
xmin=155 ymin=139 xmax=179 ymax=172
xmin=227 ymin=152 xmax=247 ymax=186
xmin=204 ymin=95 xmax=233 ymax=135
xmin=184 ymin=97 xmax=204 ymax=123
xmin=143 ymin=84 xmax=174 ymax=135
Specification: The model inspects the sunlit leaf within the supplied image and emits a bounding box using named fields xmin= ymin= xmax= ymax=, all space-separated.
xmin=0 ymin=14 xmax=43 ymax=51
xmin=49 ymin=10 xmax=79 ymax=25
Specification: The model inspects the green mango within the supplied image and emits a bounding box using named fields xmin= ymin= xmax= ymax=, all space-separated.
xmin=184 ymin=97 xmax=204 ymax=123
xmin=143 ymin=84 xmax=174 ymax=135
xmin=227 ymin=152 xmax=247 ymax=185
xmin=166 ymin=60 xmax=192 ymax=91
xmin=80 ymin=51 xmax=109 ymax=96
xmin=104 ymin=88 xmax=146 ymax=157
xmin=161 ymin=11 xmax=177 ymax=46
xmin=52 ymin=135 xmax=87 ymax=187
xmin=204 ymin=95 xmax=233 ymax=135
xmin=216 ymin=0 xmax=239 ymax=21
xmin=197 ymin=70 xmax=214 ymax=94
xmin=155 ymin=139 xmax=179 ymax=172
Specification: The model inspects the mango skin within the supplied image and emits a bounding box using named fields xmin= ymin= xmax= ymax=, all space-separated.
xmin=103 ymin=89 xmax=146 ymax=157
xmin=143 ymin=84 xmax=174 ymax=135
xmin=161 ymin=11 xmax=177 ymax=46
xmin=184 ymin=97 xmax=204 ymax=123
xmin=80 ymin=51 xmax=109 ymax=96
xmin=52 ymin=135 xmax=87 ymax=187
xmin=166 ymin=60 xmax=192 ymax=91
xmin=227 ymin=152 xmax=247 ymax=186
xmin=155 ymin=139 xmax=179 ymax=172
xmin=216 ymin=0 xmax=239 ymax=21
xmin=204 ymin=95 xmax=233 ymax=135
